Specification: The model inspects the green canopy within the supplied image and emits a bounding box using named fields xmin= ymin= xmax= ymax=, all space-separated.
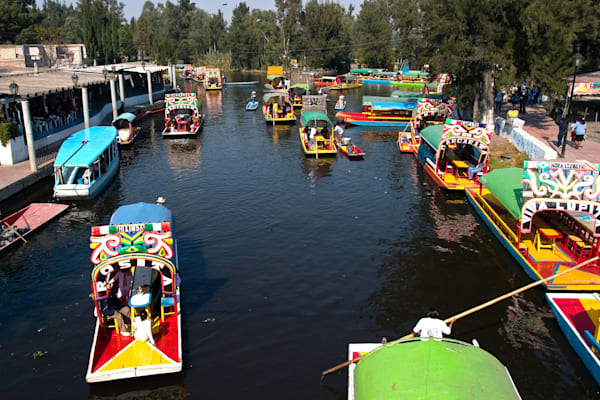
xmin=340 ymin=74 xmax=357 ymax=80
xmin=424 ymin=93 xmax=443 ymax=100
xmin=354 ymin=340 xmax=521 ymax=400
xmin=263 ymin=92 xmax=289 ymax=102
xmin=300 ymin=110 xmax=332 ymax=127
xmin=351 ymin=68 xmax=374 ymax=74
xmin=112 ymin=112 xmax=136 ymax=124
xmin=403 ymin=70 xmax=429 ymax=77
xmin=266 ymin=74 xmax=284 ymax=81
xmin=479 ymin=167 xmax=524 ymax=219
xmin=391 ymin=90 xmax=422 ymax=98
xmin=372 ymin=71 xmax=396 ymax=76
xmin=420 ymin=124 xmax=444 ymax=148
xmin=290 ymin=83 xmax=309 ymax=90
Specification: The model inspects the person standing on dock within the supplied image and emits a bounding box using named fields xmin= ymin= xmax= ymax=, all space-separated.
xmin=556 ymin=116 xmax=568 ymax=148
xmin=413 ymin=309 xmax=454 ymax=339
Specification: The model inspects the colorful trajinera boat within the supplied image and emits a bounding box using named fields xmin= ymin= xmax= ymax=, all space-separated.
xmin=86 ymin=202 xmax=182 ymax=383
xmin=546 ymin=292 xmax=600 ymax=385
xmin=299 ymin=96 xmax=336 ymax=157
xmin=398 ymin=98 xmax=454 ymax=154
xmin=289 ymin=83 xmax=309 ymax=108
xmin=0 ymin=203 xmax=69 ymax=254
xmin=466 ymin=161 xmax=600 ymax=291
xmin=162 ymin=93 xmax=205 ymax=137
xmin=417 ymin=119 xmax=492 ymax=190
xmin=113 ymin=113 xmax=141 ymax=145
xmin=336 ymin=96 xmax=417 ymax=127
xmin=329 ymin=74 xmax=362 ymax=90
xmin=192 ymin=66 xmax=206 ymax=83
xmin=203 ymin=68 xmax=223 ymax=90
xmin=262 ymin=92 xmax=296 ymax=123
xmin=360 ymin=71 xmax=397 ymax=84
xmin=348 ymin=338 xmax=521 ymax=399
xmin=313 ymin=76 xmax=337 ymax=87
xmin=53 ymin=126 xmax=119 ymax=199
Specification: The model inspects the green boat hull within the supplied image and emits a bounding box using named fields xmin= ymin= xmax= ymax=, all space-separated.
xmin=353 ymin=339 xmax=520 ymax=400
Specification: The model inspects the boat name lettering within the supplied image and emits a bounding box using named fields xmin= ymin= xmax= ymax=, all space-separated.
xmin=116 ymin=224 xmax=145 ymax=233
xmin=440 ymin=138 xmax=488 ymax=150
xmin=521 ymin=199 xmax=600 ymax=235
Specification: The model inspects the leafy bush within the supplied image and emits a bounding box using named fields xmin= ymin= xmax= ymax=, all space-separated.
xmin=0 ymin=123 xmax=18 ymax=147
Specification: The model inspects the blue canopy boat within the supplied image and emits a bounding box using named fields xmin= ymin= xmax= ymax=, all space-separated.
xmin=53 ymin=126 xmax=119 ymax=199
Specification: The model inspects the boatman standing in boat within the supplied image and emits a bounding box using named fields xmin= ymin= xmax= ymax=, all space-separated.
xmin=412 ymin=309 xmax=455 ymax=338
xmin=334 ymin=123 xmax=344 ymax=139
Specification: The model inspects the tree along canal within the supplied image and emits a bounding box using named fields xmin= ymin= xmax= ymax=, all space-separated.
xmin=0 ymin=73 xmax=597 ymax=398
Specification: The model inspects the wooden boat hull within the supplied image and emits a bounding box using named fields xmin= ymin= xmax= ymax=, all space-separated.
xmin=86 ymin=287 xmax=182 ymax=383
xmin=546 ymin=292 xmax=600 ymax=386
xmin=466 ymin=187 xmax=600 ymax=291
xmin=117 ymin=127 xmax=141 ymax=146
xmin=335 ymin=139 xmax=364 ymax=158
xmin=0 ymin=203 xmax=68 ymax=253
xmin=204 ymin=85 xmax=223 ymax=91
xmin=422 ymin=161 xmax=479 ymax=191
xmin=329 ymin=83 xmax=362 ymax=90
xmin=162 ymin=116 xmax=205 ymax=137
xmin=298 ymin=132 xmax=337 ymax=157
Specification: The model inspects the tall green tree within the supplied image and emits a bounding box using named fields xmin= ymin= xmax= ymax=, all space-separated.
xmin=355 ymin=0 xmax=393 ymax=69
xmin=0 ymin=0 xmax=42 ymax=43
xmin=275 ymin=0 xmax=303 ymax=66
xmin=301 ymin=0 xmax=350 ymax=71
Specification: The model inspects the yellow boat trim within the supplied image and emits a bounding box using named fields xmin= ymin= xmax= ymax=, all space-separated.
xmin=98 ymin=340 xmax=174 ymax=372
xmin=550 ymin=265 xmax=600 ymax=290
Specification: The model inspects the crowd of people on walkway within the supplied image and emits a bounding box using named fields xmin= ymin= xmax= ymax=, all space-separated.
xmin=495 ymin=82 xmax=542 ymax=115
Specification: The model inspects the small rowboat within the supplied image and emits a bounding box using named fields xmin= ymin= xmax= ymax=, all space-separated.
xmin=0 ymin=203 xmax=69 ymax=254
xmin=336 ymin=137 xmax=364 ymax=158
xmin=335 ymin=96 xmax=346 ymax=110
xmin=246 ymin=101 xmax=259 ymax=111
xmin=112 ymin=113 xmax=141 ymax=145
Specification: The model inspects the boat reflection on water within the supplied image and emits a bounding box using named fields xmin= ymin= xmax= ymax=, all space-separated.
xmin=300 ymin=157 xmax=335 ymax=187
xmin=89 ymin=375 xmax=187 ymax=400
xmin=203 ymin=89 xmax=223 ymax=116
xmin=266 ymin=124 xmax=293 ymax=145
xmin=165 ymin=136 xmax=202 ymax=172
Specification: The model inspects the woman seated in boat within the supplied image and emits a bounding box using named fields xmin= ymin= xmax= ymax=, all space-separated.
xmin=133 ymin=310 xmax=155 ymax=345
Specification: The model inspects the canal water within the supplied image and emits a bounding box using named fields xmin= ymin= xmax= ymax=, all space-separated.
xmin=0 ymin=73 xmax=598 ymax=399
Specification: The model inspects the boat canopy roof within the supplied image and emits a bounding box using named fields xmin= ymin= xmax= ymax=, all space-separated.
xmin=110 ymin=202 xmax=175 ymax=229
xmin=300 ymin=110 xmax=333 ymax=127
xmin=353 ymin=339 xmax=521 ymax=399
xmin=112 ymin=112 xmax=136 ymax=124
xmin=263 ymin=92 xmax=290 ymax=102
xmin=339 ymin=74 xmax=357 ymax=80
xmin=403 ymin=70 xmax=429 ymax=77
xmin=351 ymin=68 xmax=375 ymax=74
xmin=479 ymin=167 xmax=524 ymax=219
xmin=267 ymin=74 xmax=285 ymax=81
xmin=363 ymin=96 xmax=418 ymax=110
xmin=321 ymin=76 xmax=337 ymax=80
xmin=391 ymin=90 xmax=422 ymax=98
xmin=424 ymin=93 xmax=443 ymax=100
xmin=372 ymin=71 xmax=396 ymax=76
xmin=420 ymin=124 xmax=444 ymax=148
xmin=290 ymin=83 xmax=309 ymax=90
xmin=54 ymin=126 xmax=117 ymax=167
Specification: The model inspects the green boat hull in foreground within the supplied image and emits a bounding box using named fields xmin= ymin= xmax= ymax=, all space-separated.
xmin=349 ymin=338 xmax=521 ymax=399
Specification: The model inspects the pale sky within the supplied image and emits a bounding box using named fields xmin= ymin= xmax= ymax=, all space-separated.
xmin=64 ymin=1 xmax=364 ymax=22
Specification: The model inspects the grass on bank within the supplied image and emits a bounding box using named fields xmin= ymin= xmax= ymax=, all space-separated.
xmin=488 ymin=134 xmax=529 ymax=171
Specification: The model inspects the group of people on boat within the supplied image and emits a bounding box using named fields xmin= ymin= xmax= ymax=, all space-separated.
xmin=102 ymin=264 xmax=156 ymax=344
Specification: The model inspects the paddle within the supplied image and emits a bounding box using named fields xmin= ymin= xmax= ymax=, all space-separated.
xmin=321 ymin=256 xmax=600 ymax=377
xmin=3 ymin=222 xmax=27 ymax=243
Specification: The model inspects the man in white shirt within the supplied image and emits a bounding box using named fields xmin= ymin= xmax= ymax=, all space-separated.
xmin=133 ymin=310 xmax=155 ymax=345
xmin=413 ymin=309 xmax=454 ymax=338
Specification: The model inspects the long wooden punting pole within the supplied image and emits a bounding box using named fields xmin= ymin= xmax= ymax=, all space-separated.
xmin=3 ymin=222 xmax=27 ymax=243
xmin=322 ymin=256 xmax=600 ymax=377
